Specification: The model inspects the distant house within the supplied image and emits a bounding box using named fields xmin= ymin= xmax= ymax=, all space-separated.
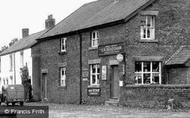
xmin=0 ymin=15 xmax=55 ymax=92
xmin=33 ymin=0 xmax=190 ymax=105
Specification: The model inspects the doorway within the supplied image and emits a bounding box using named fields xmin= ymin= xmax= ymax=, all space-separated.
xmin=110 ymin=65 xmax=119 ymax=99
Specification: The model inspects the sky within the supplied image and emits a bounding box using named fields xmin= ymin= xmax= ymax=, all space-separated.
xmin=0 ymin=0 xmax=96 ymax=48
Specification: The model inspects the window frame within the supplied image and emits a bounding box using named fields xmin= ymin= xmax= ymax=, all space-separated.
xmin=60 ymin=67 xmax=66 ymax=87
xmin=140 ymin=15 xmax=155 ymax=40
xmin=135 ymin=61 xmax=161 ymax=85
xmin=89 ymin=64 xmax=100 ymax=86
xmin=91 ymin=31 xmax=99 ymax=48
xmin=60 ymin=37 xmax=67 ymax=52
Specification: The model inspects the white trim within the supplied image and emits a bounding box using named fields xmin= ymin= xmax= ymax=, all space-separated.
xmin=60 ymin=67 xmax=66 ymax=87
xmin=91 ymin=31 xmax=99 ymax=48
xmin=61 ymin=38 xmax=67 ymax=52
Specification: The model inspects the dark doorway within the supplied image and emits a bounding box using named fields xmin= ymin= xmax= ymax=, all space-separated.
xmin=110 ymin=65 xmax=119 ymax=98
xmin=41 ymin=73 xmax=48 ymax=101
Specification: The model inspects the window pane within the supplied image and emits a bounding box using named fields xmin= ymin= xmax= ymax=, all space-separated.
xmin=152 ymin=73 xmax=159 ymax=84
xmin=152 ymin=62 xmax=159 ymax=72
xmin=97 ymin=74 xmax=100 ymax=84
xmin=92 ymin=65 xmax=96 ymax=73
xmin=135 ymin=74 xmax=142 ymax=84
xmin=135 ymin=62 xmax=142 ymax=72
xmin=147 ymin=29 xmax=150 ymax=38
xmin=143 ymin=73 xmax=150 ymax=84
xmin=92 ymin=75 xmax=96 ymax=84
xmin=97 ymin=65 xmax=100 ymax=74
xmin=143 ymin=62 xmax=150 ymax=72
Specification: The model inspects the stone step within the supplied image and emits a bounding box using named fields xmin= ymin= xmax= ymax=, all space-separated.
xmin=105 ymin=99 xmax=119 ymax=106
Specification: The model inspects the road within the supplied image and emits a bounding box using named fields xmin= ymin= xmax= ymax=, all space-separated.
xmin=25 ymin=102 xmax=190 ymax=118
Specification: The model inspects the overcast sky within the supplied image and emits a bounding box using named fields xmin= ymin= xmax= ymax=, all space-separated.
xmin=0 ymin=0 xmax=96 ymax=48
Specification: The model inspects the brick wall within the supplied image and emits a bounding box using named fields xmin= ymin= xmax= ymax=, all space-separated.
xmin=120 ymin=85 xmax=190 ymax=109
xmin=32 ymin=34 xmax=81 ymax=104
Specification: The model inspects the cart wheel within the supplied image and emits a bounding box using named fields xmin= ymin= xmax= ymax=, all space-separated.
xmin=20 ymin=102 xmax=24 ymax=106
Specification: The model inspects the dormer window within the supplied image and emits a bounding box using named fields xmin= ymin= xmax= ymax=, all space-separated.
xmin=61 ymin=38 xmax=67 ymax=52
xmin=91 ymin=31 xmax=99 ymax=48
xmin=141 ymin=15 xmax=155 ymax=40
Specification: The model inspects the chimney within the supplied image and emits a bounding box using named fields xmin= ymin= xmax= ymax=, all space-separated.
xmin=45 ymin=14 xmax=55 ymax=29
xmin=22 ymin=28 xmax=29 ymax=38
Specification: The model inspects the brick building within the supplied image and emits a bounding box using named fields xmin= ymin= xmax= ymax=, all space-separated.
xmin=32 ymin=0 xmax=190 ymax=104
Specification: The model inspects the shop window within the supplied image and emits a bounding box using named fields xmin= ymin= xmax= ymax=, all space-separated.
xmin=91 ymin=31 xmax=99 ymax=48
xmin=60 ymin=37 xmax=67 ymax=52
xmin=140 ymin=15 xmax=155 ymax=40
xmin=90 ymin=64 xmax=100 ymax=86
xmin=60 ymin=67 xmax=66 ymax=87
xmin=135 ymin=61 xmax=161 ymax=84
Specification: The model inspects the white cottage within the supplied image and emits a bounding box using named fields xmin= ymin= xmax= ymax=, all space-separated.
xmin=0 ymin=15 xmax=55 ymax=91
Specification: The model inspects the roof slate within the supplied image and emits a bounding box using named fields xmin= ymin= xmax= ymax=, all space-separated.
xmin=166 ymin=46 xmax=190 ymax=65
xmin=0 ymin=29 xmax=48 ymax=56
xmin=40 ymin=0 xmax=151 ymax=39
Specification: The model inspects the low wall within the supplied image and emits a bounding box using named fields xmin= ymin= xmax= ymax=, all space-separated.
xmin=120 ymin=85 xmax=190 ymax=109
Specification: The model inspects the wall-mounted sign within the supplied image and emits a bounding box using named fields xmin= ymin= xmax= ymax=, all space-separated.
xmin=98 ymin=43 xmax=124 ymax=56
xmin=116 ymin=54 xmax=124 ymax=62
xmin=102 ymin=65 xmax=107 ymax=80
xmin=82 ymin=69 xmax=89 ymax=78
xmin=82 ymin=69 xmax=89 ymax=81
xmin=87 ymin=88 xmax=101 ymax=96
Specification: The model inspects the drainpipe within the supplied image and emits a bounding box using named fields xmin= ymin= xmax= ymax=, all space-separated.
xmin=79 ymin=33 xmax=82 ymax=104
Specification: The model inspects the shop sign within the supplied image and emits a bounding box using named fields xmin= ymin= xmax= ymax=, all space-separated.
xmin=102 ymin=65 xmax=107 ymax=80
xmin=98 ymin=43 xmax=124 ymax=56
xmin=82 ymin=69 xmax=89 ymax=81
xmin=116 ymin=53 xmax=124 ymax=62
xmin=87 ymin=88 xmax=101 ymax=96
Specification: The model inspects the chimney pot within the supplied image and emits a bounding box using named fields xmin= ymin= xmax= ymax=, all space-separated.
xmin=22 ymin=28 xmax=29 ymax=38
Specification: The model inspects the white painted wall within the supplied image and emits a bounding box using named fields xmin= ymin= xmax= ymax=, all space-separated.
xmin=0 ymin=48 xmax=32 ymax=92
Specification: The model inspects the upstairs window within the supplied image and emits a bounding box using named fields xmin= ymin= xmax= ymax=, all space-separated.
xmin=91 ymin=31 xmax=99 ymax=48
xmin=89 ymin=64 xmax=100 ymax=86
xmin=61 ymin=38 xmax=67 ymax=52
xmin=140 ymin=15 xmax=155 ymax=40
xmin=135 ymin=61 xmax=161 ymax=85
xmin=60 ymin=67 xmax=66 ymax=87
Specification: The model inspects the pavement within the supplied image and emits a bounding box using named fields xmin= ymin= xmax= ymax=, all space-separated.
xmin=25 ymin=102 xmax=190 ymax=118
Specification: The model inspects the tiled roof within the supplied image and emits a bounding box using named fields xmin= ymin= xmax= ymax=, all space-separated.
xmin=40 ymin=0 xmax=153 ymax=39
xmin=166 ymin=46 xmax=190 ymax=65
xmin=0 ymin=29 xmax=48 ymax=56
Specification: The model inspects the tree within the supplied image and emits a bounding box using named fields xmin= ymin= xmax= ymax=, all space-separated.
xmin=20 ymin=63 xmax=30 ymax=101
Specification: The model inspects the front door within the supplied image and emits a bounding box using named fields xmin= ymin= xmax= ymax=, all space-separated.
xmin=110 ymin=65 xmax=119 ymax=98
xmin=41 ymin=73 xmax=47 ymax=101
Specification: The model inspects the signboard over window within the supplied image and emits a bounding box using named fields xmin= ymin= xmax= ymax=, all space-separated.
xmin=98 ymin=43 xmax=124 ymax=56
xmin=87 ymin=88 xmax=101 ymax=96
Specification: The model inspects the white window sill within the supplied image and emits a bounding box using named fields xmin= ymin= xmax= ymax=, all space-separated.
xmin=89 ymin=47 xmax=98 ymax=50
xmin=140 ymin=39 xmax=158 ymax=43
xmin=88 ymin=85 xmax=100 ymax=88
